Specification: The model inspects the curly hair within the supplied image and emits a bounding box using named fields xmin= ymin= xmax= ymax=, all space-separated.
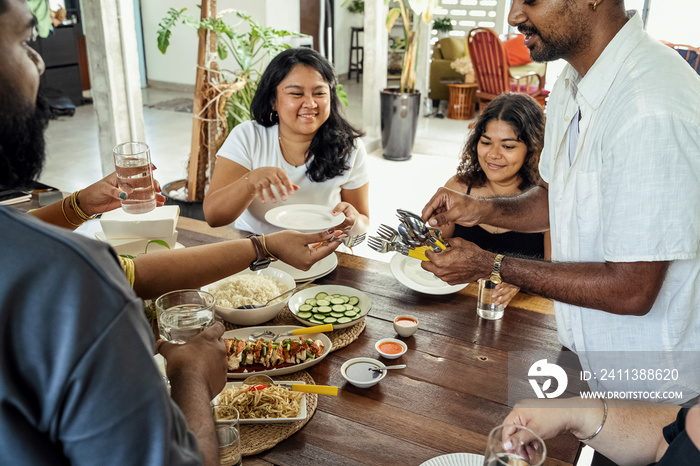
xmin=250 ymin=48 xmax=363 ymax=183
xmin=456 ymin=93 xmax=544 ymax=191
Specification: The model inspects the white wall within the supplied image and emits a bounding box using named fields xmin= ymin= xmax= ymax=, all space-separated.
xmin=334 ymin=0 xmax=364 ymax=77
xmin=140 ymin=0 xmax=301 ymax=87
xmin=644 ymin=0 xmax=700 ymax=46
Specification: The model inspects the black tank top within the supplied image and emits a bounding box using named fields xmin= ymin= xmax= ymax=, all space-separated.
xmin=453 ymin=185 xmax=545 ymax=259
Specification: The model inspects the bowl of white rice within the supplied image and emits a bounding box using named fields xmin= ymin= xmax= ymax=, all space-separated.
xmin=202 ymin=268 xmax=295 ymax=325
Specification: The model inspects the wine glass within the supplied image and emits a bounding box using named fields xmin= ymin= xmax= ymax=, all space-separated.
xmin=483 ymin=424 xmax=546 ymax=466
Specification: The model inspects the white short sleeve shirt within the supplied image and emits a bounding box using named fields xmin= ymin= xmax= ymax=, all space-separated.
xmin=217 ymin=120 xmax=370 ymax=234
xmin=540 ymin=13 xmax=700 ymax=397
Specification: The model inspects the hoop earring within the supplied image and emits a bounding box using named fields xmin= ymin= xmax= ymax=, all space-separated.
xmin=592 ymin=1 xmax=598 ymax=10
xmin=270 ymin=111 xmax=278 ymax=123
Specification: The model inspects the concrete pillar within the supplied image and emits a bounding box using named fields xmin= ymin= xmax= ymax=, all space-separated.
xmin=82 ymin=0 xmax=146 ymax=176
xmin=361 ymin=0 xmax=388 ymax=151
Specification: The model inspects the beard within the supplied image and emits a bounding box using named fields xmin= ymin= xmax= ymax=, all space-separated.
xmin=518 ymin=8 xmax=591 ymax=63
xmin=0 ymin=89 xmax=51 ymax=190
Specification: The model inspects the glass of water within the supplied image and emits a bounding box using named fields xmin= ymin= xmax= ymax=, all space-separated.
xmin=113 ymin=141 xmax=156 ymax=214
xmin=213 ymin=405 xmax=242 ymax=466
xmin=483 ymin=424 xmax=546 ymax=466
xmin=477 ymin=278 xmax=505 ymax=320
xmin=155 ymin=290 xmax=215 ymax=344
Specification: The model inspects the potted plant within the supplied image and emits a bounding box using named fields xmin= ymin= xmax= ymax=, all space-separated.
xmin=156 ymin=6 xmax=297 ymax=208
xmin=432 ymin=17 xmax=453 ymax=39
xmin=381 ymin=0 xmax=436 ymax=161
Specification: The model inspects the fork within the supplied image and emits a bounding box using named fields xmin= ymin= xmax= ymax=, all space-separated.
xmin=367 ymin=236 xmax=429 ymax=261
xmin=335 ymin=233 xmax=366 ymax=247
xmin=377 ymin=224 xmax=401 ymax=243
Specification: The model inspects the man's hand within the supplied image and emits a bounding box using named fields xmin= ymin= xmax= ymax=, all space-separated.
xmin=421 ymin=187 xmax=484 ymax=228
xmin=158 ymin=321 xmax=228 ymax=398
xmin=421 ymin=237 xmax=494 ymax=285
xmin=265 ymin=230 xmax=342 ymax=271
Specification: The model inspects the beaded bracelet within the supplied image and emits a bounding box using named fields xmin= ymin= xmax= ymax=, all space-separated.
xmin=70 ymin=190 xmax=98 ymax=222
xmin=577 ymin=397 xmax=608 ymax=442
xmin=60 ymin=197 xmax=83 ymax=227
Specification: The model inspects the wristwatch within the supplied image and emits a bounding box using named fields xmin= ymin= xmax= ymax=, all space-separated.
xmin=248 ymin=235 xmax=271 ymax=271
xmin=489 ymin=254 xmax=505 ymax=284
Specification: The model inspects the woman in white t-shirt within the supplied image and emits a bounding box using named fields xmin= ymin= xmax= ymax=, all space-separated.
xmin=203 ymin=48 xmax=370 ymax=235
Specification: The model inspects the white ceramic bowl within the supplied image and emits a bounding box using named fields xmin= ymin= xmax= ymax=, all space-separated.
xmin=393 ymin=314 xmax=419 ymax=337
xmin=341 ymin=357 xmax=387 ymax=388
xmin=289 ymin=284 xmax=372 ymax=329
xmin=202 ymin=268 xmax=295 ymax=326
xmin=375 ymin=338 xmax=408 ymax=359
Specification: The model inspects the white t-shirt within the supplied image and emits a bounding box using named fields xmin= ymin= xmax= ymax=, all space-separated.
xmin=217 ymin=120 xmax=370 ymax=234
xmin=540 ymin=12 xmax=700 ymax=399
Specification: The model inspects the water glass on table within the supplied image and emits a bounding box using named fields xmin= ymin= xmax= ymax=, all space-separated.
xmin=483 ymin=424 xmax=546 ymax=466
xmin=477 ymin=278 xmax=505 ymax=320
xmin=113 ymin=141 xmax=156 ymax=214
xmin=155 ymin=290 xmax=216 ymax=344
xmin=213 ymin=405 xmax=242 ymax=466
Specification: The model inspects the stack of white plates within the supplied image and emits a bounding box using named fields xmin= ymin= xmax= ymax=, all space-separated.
xmin=270 ymin=253 xmax=338 ymax=282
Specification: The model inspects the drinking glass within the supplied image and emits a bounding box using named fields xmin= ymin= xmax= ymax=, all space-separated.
xmin=477 ymin=278 xmax=505 ymax=320
xmin=155 ymin=290 xmax=215 ymax=344
xmin=113 ymin=141 xmax=156 ymax=214
xmin=483 ymin=424 xmax=546 ymax=466
xmin=213 ymin=404 xmax=242 ymax=466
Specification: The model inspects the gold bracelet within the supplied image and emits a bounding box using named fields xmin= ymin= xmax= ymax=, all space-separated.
xmin=260 ymin=234 xmax=279 ymax=261
xmin=60 ymin=197 xmax=83 ymax=227
xmin=577 ymin=397 xmax=608 ymax=441
xmin=70 ymin=190 xmax=98 ymax=222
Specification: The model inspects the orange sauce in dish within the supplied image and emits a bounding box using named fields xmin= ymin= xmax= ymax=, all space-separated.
xmin=394 ymin=318 xmax=417 ymax=327
xmin=378 ymin=341 xmax=405 ymax=355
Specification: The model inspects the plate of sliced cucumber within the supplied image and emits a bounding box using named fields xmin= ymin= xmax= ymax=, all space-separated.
xmin=288 ymin=285 xmax=372 ymax=329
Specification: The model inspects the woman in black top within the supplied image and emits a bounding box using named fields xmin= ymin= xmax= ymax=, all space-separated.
xmin=439 ymin=93 xmax=548 ymax=308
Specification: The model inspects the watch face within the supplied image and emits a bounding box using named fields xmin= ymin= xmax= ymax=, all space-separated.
xmin=250 ymin=258 xmax=272 ymax=271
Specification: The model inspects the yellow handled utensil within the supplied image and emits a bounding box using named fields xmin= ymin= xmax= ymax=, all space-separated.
xmin=243 ymin=375 xmax=338 ymax=396
xmin=293 ymin=323 xmax=333 ymax=335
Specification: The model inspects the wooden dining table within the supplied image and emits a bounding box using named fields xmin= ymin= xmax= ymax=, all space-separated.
xmin=175 ymin=217 xmax=583 ymax=466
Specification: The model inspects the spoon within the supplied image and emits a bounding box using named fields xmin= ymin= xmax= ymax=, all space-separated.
xmin=243 ymin=374 xmax=338 ymax=396
xmin=397 ymin=222 xmax=422 ymax=248
xmin=235 ymin=286 xmax=298 ymax=309
xmin=369 ymin=364 xmax=407 ymax=372
xmin=248 ymin=323 xmax=334 ymax=342
xmin=400 ymin=214 xmax=448 ymax=250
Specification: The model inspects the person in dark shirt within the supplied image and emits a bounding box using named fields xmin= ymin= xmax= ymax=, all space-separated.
xmin=438 ymin=93 xmax=549 ymax=308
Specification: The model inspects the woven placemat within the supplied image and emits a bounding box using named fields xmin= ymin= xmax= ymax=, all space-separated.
xmin=238 ymin=370 xmax=318 ymax=456
xmin=223 ymin=305 xmax=365 ymax=352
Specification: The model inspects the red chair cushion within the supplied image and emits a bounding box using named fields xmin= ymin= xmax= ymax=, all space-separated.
xmin=509 ymin=82 xmax=550 ymax=96
xmin=503 ymin=34 xmax=533 ymax=66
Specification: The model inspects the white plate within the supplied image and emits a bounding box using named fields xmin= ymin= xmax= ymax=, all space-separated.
xmin=288 ymin=285 xmax=372 ymax=329
xmin=390 ymin=254 xmax=468 ymax=295
xmin=213 ymin=380 xmax=307 ymax=424
xmin=270 ymin=253 xmax=338 ymax=282
xmin=265 ymin=204 xmax=345 ymax=232
xmin=223 ymin=325 xmax=332 ymax=379
xmin=420 ymin=453 xmax=484 ymax=466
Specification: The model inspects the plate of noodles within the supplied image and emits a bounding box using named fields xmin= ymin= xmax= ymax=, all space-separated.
xmin=213 ymin=381 xmax=307 ymax=424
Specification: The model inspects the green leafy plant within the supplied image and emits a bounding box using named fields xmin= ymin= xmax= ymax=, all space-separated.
xmin=432 ymin=17 xmax=453 ymax=33
xmin=157 ymin=8 xmax=297 ymax=134
xmin=386 ymin=0 xmax=437 ymax=93
xmin=346 ymin=0 xmax=365 ymax=14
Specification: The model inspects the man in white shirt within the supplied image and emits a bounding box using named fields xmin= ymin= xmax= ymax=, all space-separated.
xmin=421 ymin=0 xmax=700 ymax=400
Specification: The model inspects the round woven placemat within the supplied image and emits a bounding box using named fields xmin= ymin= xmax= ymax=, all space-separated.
xmin=223 ymin=305 xmax=365 ymax=352
xmin=238 ymin=370 xmax=318 ymax=456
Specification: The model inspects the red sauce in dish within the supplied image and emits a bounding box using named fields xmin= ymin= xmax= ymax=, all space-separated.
xmin=394 ymin=318 xmax=417 ymax=327
xmin=378 ymin=341 xmax=405 ymax=355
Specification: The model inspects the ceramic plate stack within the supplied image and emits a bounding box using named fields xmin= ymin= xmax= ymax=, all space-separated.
xmin=270 ymin=254 xmax=338 ymax=283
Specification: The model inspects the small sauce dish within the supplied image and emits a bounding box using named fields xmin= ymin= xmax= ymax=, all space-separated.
xmin=341 ymin=357 xmax=387 ymax=388
xmin=375 ymin=338 xmax=408 ymax=359
xmin=393 ymin=315 xmax=419 ymax=337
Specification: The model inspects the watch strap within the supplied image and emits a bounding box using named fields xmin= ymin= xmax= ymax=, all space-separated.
xmin=490 ymin=254 xmax=505 ymax=284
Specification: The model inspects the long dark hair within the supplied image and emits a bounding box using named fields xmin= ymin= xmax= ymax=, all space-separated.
xmin=250 ymin=48 xmax=363 ymax=182
xmin=456 ymin=93 xmax=544 ymax=190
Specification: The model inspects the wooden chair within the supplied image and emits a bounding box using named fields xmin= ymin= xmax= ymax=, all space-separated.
xmin=467 ymin=27 xmax=549 ymax=109
xmin=672 ymin=43 xmax=700 ymax=74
